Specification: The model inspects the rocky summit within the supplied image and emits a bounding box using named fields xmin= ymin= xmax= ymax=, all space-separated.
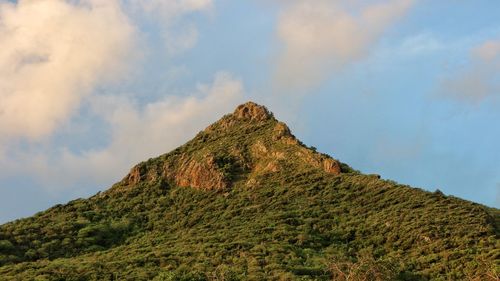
xmin=121 ymin=102 xmax=342 ymax=191
xmin=0 ymin=102 xmax=498 ymax=281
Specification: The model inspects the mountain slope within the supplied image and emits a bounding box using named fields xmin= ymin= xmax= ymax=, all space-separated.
xmin=0 ymin=102 xmax=498 ymax=280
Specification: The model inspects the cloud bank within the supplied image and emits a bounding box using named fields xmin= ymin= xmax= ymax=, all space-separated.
xmin=0 ymin=72 xmax=244 ymax=190
xmin=274 ymin=0 xmax=414 ymax=91
xmin=0 ymin=0 xmax=136 ymax=141
xmin=0 ymin=0 xmax=215 ymax=143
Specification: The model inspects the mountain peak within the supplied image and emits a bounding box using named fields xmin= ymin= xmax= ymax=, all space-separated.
xmin=2 ymin=104 xmax=498 ymax=281
xmin=117 ymin=101 xmax=343 ymax=192
xmin=233 ymin=101 xmax=273 ymax=121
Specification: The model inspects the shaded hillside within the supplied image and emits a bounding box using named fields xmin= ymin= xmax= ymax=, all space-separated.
xmin=0 ymin=102 xmax=498 ymax=281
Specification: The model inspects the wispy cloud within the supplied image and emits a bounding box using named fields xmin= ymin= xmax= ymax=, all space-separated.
xmin=439 ymin=39 xmax=500 ymax=103
xmin=0 ymin=0 xmax=136 ymax=141
xmin=397 ymin=32 xmax=445 ymax=56
xmin=273 ymin=0 xmax=414 ymax=92
xmin=125 ymin=0 xmax=213 ymax=54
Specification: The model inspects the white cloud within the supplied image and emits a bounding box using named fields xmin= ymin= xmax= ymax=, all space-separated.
xmin=440 ymin=39 xmax=500 ymax=102
xmin=0 ymin=0 xmax=215 ymax=144
xmin=0 ymin=0 xmax=136 ymax=141
xmin=0 ymin=72 xmax=245 ymax=190
xmin=274 ymin=0 xmax=414 ymax=91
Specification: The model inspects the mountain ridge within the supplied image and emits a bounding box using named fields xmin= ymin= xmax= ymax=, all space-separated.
xmin=0 ymin=101 xmax=498 ymax=280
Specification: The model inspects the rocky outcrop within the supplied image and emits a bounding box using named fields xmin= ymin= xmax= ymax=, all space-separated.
xmin=121 ymin=154 xmax=231 ymax=191
xmin=322 ymin=158 xmax=341 ymax=174
xmin=124 ymin=165 xmax=144 ymax=185
xmin=204 ymin=102 xmax=272 ymax=133
xmin=251 ymin=140 xmax=268 ymax=156
xmin=293 ymin=148 xmax=342 ymax=176
xmin=123 ymin=164 xmax=161 ymax=186
xmin=170 ymin=156 xmax=229 ymax=190
xmin=234 ymin=102 xmax=272 ymax=121
xmin=273 ymin=122 xmax=299 ymax=145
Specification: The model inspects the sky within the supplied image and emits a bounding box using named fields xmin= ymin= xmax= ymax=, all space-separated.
xmin=0 ymin=0 xmax=499 ymax=223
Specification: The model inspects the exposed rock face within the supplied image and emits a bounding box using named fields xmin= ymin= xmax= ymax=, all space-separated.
xmin=273 ymin=122 xmax=290 ymax=137
xmin=322 ymin=158 xmax=341 ymax=174
xmin=204 ymin=102 xmax=272 ymax=133
xmin=251 ymin=140 xmax=268 ymax=156
xmin=170 ymin=156 xmax=228 ymax=190
xmin=234 ymin=102 xmax=272 ymax=121
xmin=125 ymin=165 xmax=144 ymax=185
xmin=123 ymin=155 xmax=231 ymax=190
xmin=273 ymin=122 xmax=290 ymax=139
xmin=124 ymin=164 xmax=160 ymax=185
xmin=273 ymin=122 xmax=299 ymax=145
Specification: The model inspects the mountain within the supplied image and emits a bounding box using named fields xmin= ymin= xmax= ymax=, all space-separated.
xmin=0 ymin=102 xmax=498 ymax=281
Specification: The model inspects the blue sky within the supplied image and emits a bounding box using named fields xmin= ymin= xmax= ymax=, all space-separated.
xmin=0 ymin=0 xmax=499 ymax=223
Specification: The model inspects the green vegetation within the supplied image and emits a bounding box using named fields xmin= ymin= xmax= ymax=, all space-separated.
xmin=0 ymin=102 xmax=498 ymax=280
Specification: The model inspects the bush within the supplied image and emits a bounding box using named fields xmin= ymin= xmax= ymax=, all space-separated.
xmin=0 ymin=240 xmax=14 ymax=252
xmin=328 ymin=253 xmax=398 ymax=281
